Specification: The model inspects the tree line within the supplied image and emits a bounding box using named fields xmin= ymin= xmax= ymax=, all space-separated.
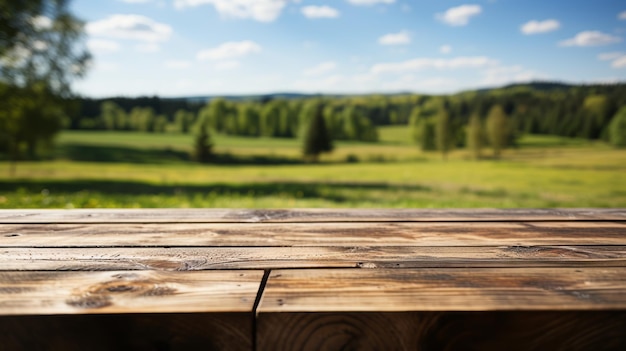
xmin=72 ymin=97 xmax=380 ymax=143
xmin=68 ymin=82 xmax=626 ymax=141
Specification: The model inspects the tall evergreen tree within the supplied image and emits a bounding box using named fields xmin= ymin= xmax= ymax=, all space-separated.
xmin=302 ymin=104 xmax=333 ymax=162
xmin=486 ymin=105 xmax=509 ymax=159
xmin=193 ymin=117 xmax=213 ymax=163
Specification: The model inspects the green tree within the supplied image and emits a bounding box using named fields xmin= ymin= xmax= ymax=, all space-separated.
xmin=202 ymin=98 xmax=231 ymax=132
xmin=193 ymin=115 xmax=213 ymax=163
xmin=302 ymin=103 xmax=333 ymax=162
xmin=131 ymin=107 xmax=156 ymax=132
xmin=608 ymin=107 xmax=626 ymax=148
xmin=409 ymin=99 xmax=441 ymax=150
xmin=0 ymin=0 xmax=90 ymax=168
xmin=435 ymin=108 xmax=451 ymax=160
xmin=582 ymin=95 xmax=611 ymax=139
xmin=466 ymin=112 xmax=484 ymax=160
xmin=100 ymin=101 xmax=126 ymax=130
xmin=237 ymin=104 xmax=260 ymax=136
xmin=153 ymin=115 xmax=168 ymax=133
xmin=174 ymin=109 xmax=194 ymax=134
xmin=260 ymin=100 xmax=292 ymax=137
xmin=486 ymin=105 xmax=509 ymax=159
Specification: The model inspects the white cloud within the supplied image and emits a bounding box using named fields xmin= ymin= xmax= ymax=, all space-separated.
xmin=371 ymin=56 xmax=497 ymax=74
xmin=347 ymin=0 xmax=395 ymax=5
xmin=197 ymin=40 xmax=261 ymax=61
xmin=437 ymin=5 xmax=482 ymax=26
xmin=165 ymin=60 xmax=191 ymax=69
xmin=86 ymin=14 xmax=172 ymax=42
xmin=174 ymin=0 xmax=289 ymax=22
xmin=87 ymin=39 xmax=121 ymax=53
xmin=521 ymin=19 xmax=560 ymax=35
xmin=303 ymin=61 xmax=337 ymax=76
xmin=215 ymin=60 xmax=241 ymax=70
xmin=135 ymin=42 xmax=160 ymax=52
xmin=559 ymin=31 xmax=621 ymax=47
xmin=440 ymin=45 xmax=452 ymax=54
xmin=378 ymin=31 xmax=410 ymax=45
xmin=619 ymin=11 xmax=626 ymax=20
xmin=612 ymin=56 xmax=626 ymax=68
xmin=597 ymin=52 xmax=626 ymax=69
xmin=301 ymin=5 xmax=339 ymax=19
xmin=598 ymin=52 xmax=623 ymax=61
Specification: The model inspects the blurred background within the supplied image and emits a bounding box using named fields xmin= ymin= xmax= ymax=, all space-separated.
xmin=1 ymin=0 xmax=625 ymax=209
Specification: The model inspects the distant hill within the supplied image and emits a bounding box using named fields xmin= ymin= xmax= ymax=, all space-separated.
xmin=167 ymin=81 xmax=625 ymax=103
xmin=90 ymin=81 xmax=626 ymax=105
xmin=474 ymin=81 xmax=576 ymax=94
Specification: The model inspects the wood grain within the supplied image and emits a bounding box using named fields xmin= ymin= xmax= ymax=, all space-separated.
xmin=257 ymin=311 xmax=626 ymax=351
xmin=0 ymin=270 xmax=262 ymax=315
xmin=0 ymin=208 xmax=624 ymax=223
xmin=0 ymin=313 xmax=253 ymax=351
xmin=2 ymin=221 xmax=625 ymax=247
xmin=259 ymin=268 xmax=626 ymax=312
xmin=2 ymin=246 xmax=626 ymax=271
xmin=2 ymin=208 xmax=626 ymax=350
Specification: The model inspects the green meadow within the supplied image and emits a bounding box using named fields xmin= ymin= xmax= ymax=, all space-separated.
xmin=1 ymin=127 xmax=625 ymax=209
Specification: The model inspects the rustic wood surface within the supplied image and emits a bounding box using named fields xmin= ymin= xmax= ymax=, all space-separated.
xmin=0 ymin=270 xmax=262 ymax=315
xmin=258 ymin=268 xmax=626 ymax=312
xmin=1 ymin=208 xmax=625 ymax=350
xmin=1 ymin=208 xmax=625 ymax=223
xmin=2 ymin=246 xmax=626 ymax=271
xmin=2 ymin=221 xmax=626 ymax=247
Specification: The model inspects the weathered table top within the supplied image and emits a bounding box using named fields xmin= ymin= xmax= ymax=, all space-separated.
xmin=1 ymin=208 xmax=626 ymax=350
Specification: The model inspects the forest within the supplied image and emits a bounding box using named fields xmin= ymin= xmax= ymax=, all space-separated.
xmin=70 ymin=82 xmax=626 ymax=147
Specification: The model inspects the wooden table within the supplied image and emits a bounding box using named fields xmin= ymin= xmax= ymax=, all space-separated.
xmin=1 ymin=209 xmax=625 ymax=350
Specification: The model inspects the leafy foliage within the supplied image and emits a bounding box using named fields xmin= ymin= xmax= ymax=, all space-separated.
xmin=302 ymin=103 xmax=333 ymax=162
xmin=486 ymin=105 xmax=509 ymax=159
xmin=0 ymin=0 xmax=89 ymax=163
xmin=193 ymin=115 xmax=213 ymax=163
xmin=609 ymin=107 xmax=626 ymax=148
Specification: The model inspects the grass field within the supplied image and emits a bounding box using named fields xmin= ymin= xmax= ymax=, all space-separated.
xmin=0 ymin=127 xmax=625 ymax=208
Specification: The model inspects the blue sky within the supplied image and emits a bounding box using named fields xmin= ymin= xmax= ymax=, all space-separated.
xmin=72 ymin=0 xmax=626 ymax=97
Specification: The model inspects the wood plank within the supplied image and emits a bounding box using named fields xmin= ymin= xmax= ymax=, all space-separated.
xmin=258 ymin=268 xmax=626 ymax=312
xmin=0 ymin=270 xmax=262 ymax=315
xmin=0 ymin=313 xmax=253 ymax=351
xmin=257 ymin=311 xmax=626 ymax=351
xmin=2 ymin=221 xmax=626 ymax=247
xmin=0 ymin=208 xmax=624 ymax=223
xmin=2 ymin=246 xmax=626 ymax=271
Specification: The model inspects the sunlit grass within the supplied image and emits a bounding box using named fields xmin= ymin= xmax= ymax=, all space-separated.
xmin=1 ymin=128 xmax=625 ymax=209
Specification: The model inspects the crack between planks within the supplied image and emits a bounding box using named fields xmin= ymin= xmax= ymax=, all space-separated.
xmin=252 ymin=269 xmax=271 ymax=351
